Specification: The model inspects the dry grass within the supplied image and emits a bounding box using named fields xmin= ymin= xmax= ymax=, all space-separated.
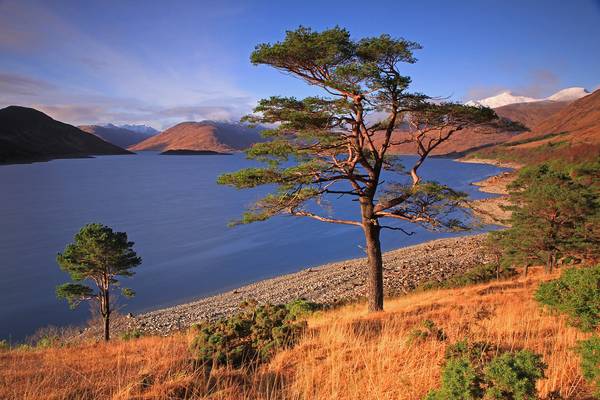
xmin=0 ymin=267 xmax=595 ymax=399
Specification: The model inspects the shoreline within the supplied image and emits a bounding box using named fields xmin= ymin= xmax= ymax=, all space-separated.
xmin=117 ymin=157 xmax=514 ymax=336
xmin=127 ymin=234 xmax=492 ymax=335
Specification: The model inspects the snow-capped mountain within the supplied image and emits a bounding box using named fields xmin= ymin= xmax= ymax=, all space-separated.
xmin=465 ymin=87 xmax=590 ymax=108
xmin=546 ymin=87 xmax=590 ymax=102
xmin=106 ymin=124 xmax=159 ymax=135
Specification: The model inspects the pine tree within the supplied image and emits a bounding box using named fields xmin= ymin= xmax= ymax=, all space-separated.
xmin=56 ymin=223 xmax=141 ymax=341
xmin=218 ymin=27 xmax=498 ymax=311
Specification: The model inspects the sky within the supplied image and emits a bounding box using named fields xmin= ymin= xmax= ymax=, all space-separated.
xmin=1 ymin=0 xmax=599 ymax=129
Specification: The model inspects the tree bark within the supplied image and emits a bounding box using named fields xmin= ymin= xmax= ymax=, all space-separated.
xmin=102 ymin=288 xmax=110 ymax=341
xmin=361 ymin=201 xmax=384 ymax=312
xmin=103 ymin=314 xmax=110 ymax=342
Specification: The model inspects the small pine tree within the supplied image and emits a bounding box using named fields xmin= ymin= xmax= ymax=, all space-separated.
xmin=491 ymin=163 xmax=598 ymax=273
xmin=56 ymin=223 xmax=141 ymax=341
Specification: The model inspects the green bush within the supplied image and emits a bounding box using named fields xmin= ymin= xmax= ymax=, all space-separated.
xmin=190 ymin=299 xmax=319 ymax=368
xmin=576 ymin=335 xmax=600 ymax=398
xmin=408 ymin=320 xmax=447 ymax=343
xmin=0 ymin=339 xmax=9 ymax=351
xmin=120 ymin=329 xmax=143 ymax=341
xmin=425 ymin=357 xmax=482 ymax=400
xmin=425 ymin=341 xmax=546 ymax=400
xmin=535 ymin=265 xmax=600 ymax=331
xmin=419 ymin=263 xmax=516 ymax=291
xmin=484 ymin=350 xmax=546 ymax=400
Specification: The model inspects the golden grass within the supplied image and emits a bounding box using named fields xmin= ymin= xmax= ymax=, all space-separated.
xmin=0 ymin=267 xmax=595 ymax=399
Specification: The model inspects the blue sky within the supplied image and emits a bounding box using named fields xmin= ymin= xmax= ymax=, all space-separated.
xmin=1 ymin=0 xmax=599 ymax=128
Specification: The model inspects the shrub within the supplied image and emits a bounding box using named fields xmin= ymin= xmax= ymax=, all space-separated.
xmin=425 ymin=341 xmax=546 ymax=400
xmin=408 ymin=320 xmax=447 ymax=343
xmin=120 ymin=329 xmax=143 ymax=341
xmin=419 ymin=263 xmax=516 ymax=291
xmin=425 ymin=357 xmax=482 ymax=400
xmin=535 ymin=265 xmax=600 ymax=331
xmin=576 ymin=335 xmax=600 ymax=398
xmin=190 ymin=299 xmax=319 ymax=368
xmin=0 ymin=340 xmax=8 ymax=351
xmin=484 ymin=350 xmax=546 ymax=400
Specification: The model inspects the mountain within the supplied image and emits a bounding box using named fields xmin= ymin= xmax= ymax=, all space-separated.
xmin=79 ymin=124 xmax=155 ymax=148
xmin=0 ymin=106 xmax=131 ymax=164
xmin=465 ymin=92 xmax=539 ymax=108
xmin=465 ymin=87 xmax=590 ymax=108
xmin=117 ymin=124 xmax=159 ymax=135
xmin=507 ymin=88 xmax=600 ymax=146
xmin=494 ymin=100 xmax=570 ymax=130
xmin=130 ymin=121 xmax=264 ymax=152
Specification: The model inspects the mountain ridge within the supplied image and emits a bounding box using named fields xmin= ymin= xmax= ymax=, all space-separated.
xmin=130 ymin=121 xmax=265 ymax=152
xmin=0 ymin=106 xmax=131 ymax=164
xmin=465 ymin=87 xmax=590 ymax=108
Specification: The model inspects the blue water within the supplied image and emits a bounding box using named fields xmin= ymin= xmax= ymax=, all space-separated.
xmin=0 ymin=153 xmax=507 ymax=340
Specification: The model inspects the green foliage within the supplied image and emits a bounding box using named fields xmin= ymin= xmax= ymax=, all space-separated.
xmin=425 ymin=357 xmax=482 ymax=400
xmin=120 ymin=329 xmax=143 ymax=341
xmin=219 ymin=26 xmax=497 ymax=233
xmin=419 ymin=263 xmax=516 ymax=291
xmin=190 ymin=300 xmax=320 ymax=368
xmin=0 ymin=339 xmax=8 ymax=351
xmin=56 ymin=223 xmax=141 ymax=309
xmin=408 ymin=320 xmax=447 ymax=343
xmin=426 ymin=341 xmax=546 ymax=400
xmin=484 ymin=351 xmax=546 ymax=400
xmin=576 ymin=335 xmax=600 ymax=398
xmin=491 ymin=162 xmax=599 ymax=271
xmin=535 ymin=265 xmax=600 ymax=332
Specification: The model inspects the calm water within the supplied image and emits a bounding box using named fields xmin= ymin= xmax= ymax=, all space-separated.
xmin=0 ymin=153 xmax=507 ymax=340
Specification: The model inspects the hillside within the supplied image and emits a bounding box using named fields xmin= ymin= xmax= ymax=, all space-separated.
xmin=512 ymin=88 xmax=600 ymax=146
xmin=380 ymin=124 xmax=522 ymax=156
xmin=0 ymin=268 xmax=591 ymax=399
xmin=0 ymin=106 xmax=131 ymax=164
xmin=466 ymin=89 xmax=600 ymax=163
xmin=79 ymin=124 xmax=155 ymax=148
xmin=494 ymin=100 xmax=570 ymax=129
xmin=130 ymin=121 xmax=264 ymax=153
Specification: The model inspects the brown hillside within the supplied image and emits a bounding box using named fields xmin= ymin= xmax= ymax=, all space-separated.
xmin=508 ymin=89 xmax=600 ymax=148
xmin=0 ymin=268 xmax=592 ymax=399
xmin=379 ymin=125 xmax=521 ymax=156
xmin=494 ymin=100 xmax=569 ymax=129
xmin=0 ymin=106 xmax=131 ymax=164
xmin=130 ymin=121 xmax=264 ymax=152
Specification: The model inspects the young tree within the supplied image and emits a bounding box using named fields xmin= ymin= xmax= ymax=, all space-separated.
xmin=217 ymin=27 xmax=497 ymax=311
xmin=492 ymin=164 xmax=598 ymax=272
xmin=56 ymin=223 xmax=141 ymax=341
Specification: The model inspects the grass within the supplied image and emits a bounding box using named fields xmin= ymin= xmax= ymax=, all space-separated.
xmin=0 ymin=267 xmax=595 ymax=399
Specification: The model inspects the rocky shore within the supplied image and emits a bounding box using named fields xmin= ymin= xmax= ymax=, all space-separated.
xmin=129 ymin=234 xmax=493 ymax=335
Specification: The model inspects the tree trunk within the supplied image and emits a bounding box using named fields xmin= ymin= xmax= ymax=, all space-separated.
xmin=103 ymin=314 xmax=110 ymax=342
xmin=361 ymin=201 xmax=384 ymax=312
xmin=102 ymin=288 xmax=110 ymax=341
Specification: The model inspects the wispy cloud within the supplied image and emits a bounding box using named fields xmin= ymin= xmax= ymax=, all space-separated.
xmin=0 ymin=0 xmax=254 ymax=128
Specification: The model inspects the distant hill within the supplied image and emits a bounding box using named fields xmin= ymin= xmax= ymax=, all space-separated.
xmin=507 ymin=88 xmax=600 ymax=147
xmin=494 ymin=100 xmax=570 ymax=130
xmin=465 ymin=87 xmax=589 ymax=108
xmin=0 ymin=106 xmax=131 ymax=164
xmin=79 ymin=124 xmax=155 ymax=148
xmin=160 ymin=149 xmax=232 ymax=155
xmin=130 ymin=121 xmax=264 ymax=152
xmin=118 ymin=124 xmax=159 ymax=135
